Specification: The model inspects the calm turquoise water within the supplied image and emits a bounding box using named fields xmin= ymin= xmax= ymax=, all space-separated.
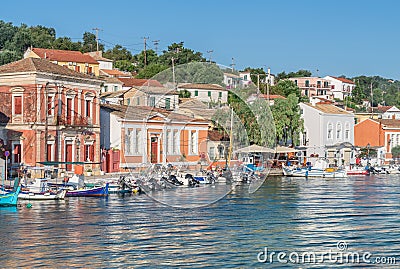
xmin=0 ymin=175 xmax=399 ymax=268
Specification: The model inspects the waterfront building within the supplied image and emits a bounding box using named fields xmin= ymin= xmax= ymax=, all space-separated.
xmin=100 ymin=104 xmax=209 ymax=170
xmin=288 ymin=77 xmax=332 ymax=100
xmin=0 ymin=58 xmax=102 ymax=173
xmin=354 ymin=118 xmax=400 ymax=164
xmin=24 ymin=47 xmax=100 ymax=76
xmin=324 ymin=76 xmax=356 ymax=100
xmin=299 ymin=99 xmax=355 ymax=166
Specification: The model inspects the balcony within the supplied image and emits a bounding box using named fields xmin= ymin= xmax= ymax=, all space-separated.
xmin=57 ymin=114 xmax=92 ymax=127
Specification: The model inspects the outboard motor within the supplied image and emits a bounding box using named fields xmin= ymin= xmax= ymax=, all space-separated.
xmin=186 ymin=174 xmax=200 ymax=187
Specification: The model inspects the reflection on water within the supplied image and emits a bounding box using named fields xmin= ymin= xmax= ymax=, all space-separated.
xmin=0 ymin=175 xmax=399 ymax=268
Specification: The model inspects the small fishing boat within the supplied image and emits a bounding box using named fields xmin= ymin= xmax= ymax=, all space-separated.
xmin=282 ymin=159 xmax=347 ymax=178
xmin=19 ymin=178 xmax=67 ymax=200
xmin=65 ymin=183 xmax=109 ymax=197
xmin=0 ymin=178 xmax=21 ymax=206
xmin=346 ymin=166 xmax=370 ymax=176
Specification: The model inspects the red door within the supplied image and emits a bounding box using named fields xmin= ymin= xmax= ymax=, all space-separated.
xmin=151 ymin=137 xmax=158 ymax=163
xmin=65 ymin=144 xmax=73 ymax=171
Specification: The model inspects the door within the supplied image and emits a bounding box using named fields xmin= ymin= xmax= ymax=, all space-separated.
xmin=65 ymin=144 xmax=73 ymax=171
xmin=151 ymin=137 xmax=158 ymax=163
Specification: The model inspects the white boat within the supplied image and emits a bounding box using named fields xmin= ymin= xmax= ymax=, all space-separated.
xmin=282 ymin=159 xmax=347 ymax=178
xmin=20 ymin=178 xmax=67 ymax=200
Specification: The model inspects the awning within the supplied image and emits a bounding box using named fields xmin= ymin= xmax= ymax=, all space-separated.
xmin=234 ymin=144 xmax=275 ymax=153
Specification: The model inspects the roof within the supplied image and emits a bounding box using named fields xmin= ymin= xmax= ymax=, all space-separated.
xmin=178 ymin=83 xmax=227 ymax=91
xmin=100 ymin=90 xmax=127 ymax=99
xmin=102 ymin=76 xmax=124 ymax=84
xmin=259 ymin=94 xmax=286 ymax=100
xmin=371 ymin=119 xmax=400 ymax=128
xmin=118 ymin=77 xmax=163 ymax=87
xmin=100 ymin=69 xmax=131 ymax=77
xmin=84 ymin=51 xmax=113 ymax=62
xmin=328 ymin=76 xmax=355 ymax=84
xmin=179 ymin=98 xmax=209 ymax=109
xmin=29 ymin=48 xmax=99 ymax=64
xmin=101 ymin=103 xmax=209 ymax=123
xmin=0 ymin=58 xmax=101 ymax=81
xmin=376 ymin=106 xmax=395 ymax=113
xmin=303 ymin=103 xmax=352 ymax=115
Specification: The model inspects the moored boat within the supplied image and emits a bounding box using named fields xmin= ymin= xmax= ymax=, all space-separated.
xmin=65 ymin=183 xmax=109 ymax=197
xmin=282 ymin=159 xmax=347 ymax=178
xmin=0 ymin=178 xmax=21 ymax=206
xmin=19 ymin=178 xmax=67 ymax=200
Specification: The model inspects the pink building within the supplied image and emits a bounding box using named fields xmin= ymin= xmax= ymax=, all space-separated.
xmin=288 ymin=77 xmax=332 ymax=99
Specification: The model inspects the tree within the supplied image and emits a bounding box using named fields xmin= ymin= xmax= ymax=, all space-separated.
xmin=271 ymin=94 xmax=303 ymax=146
xmin=103 ymin=45 xmax=133 ymax=61
xmin=158 ymin=42 xmax=205 ymax=66
xmin=0 ymin=50 xmax=21 ymax=65
xmin=136 ymin=63 xmax=168 ymax=79
xmin=114 ymin=60 xmax=134 ymax=72
xmin=29 ymin=25 xmax=56 ymax=49
xmin=179 ymin=89 xmax=191 ymax=98
xmin=276 ymin=69 xmax=312 ymax=81
xmin=271 ymin=79 xmax=301 ymax=98
xmin=391 ymin=145 xmax=400 ymax=163
xmin=243 ymin=67 xmax=266 ymax=84
xmin=81 ymin=32 xmax=103 ymax=52
xmin=0 ymin=20 xmax=17 ymax=49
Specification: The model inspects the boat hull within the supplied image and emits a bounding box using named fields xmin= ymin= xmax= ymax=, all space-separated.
xmin=66 ymin=183 xmax=109 ymax=197
xmin=18 ymin=189 xmax=67 ymax=200
xmin=0 ymin=186 xmax=21 ymax=206
xmin=283 ymin=167 xmax=347 ymax=178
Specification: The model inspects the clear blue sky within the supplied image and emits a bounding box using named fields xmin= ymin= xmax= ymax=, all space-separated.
xmin=1 ymin=0 xmax=400 ymax=79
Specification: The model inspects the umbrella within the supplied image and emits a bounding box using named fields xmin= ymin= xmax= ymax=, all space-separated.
xmin=234 ymin=144 xmax=275 ymax=153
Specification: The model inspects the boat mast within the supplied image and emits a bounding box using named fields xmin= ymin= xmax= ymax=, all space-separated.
xmin=227 ymin=107 xmax=234 ymax=166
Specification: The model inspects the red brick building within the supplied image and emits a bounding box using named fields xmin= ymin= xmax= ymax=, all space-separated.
xmin=0 ymin=58 xmax=103 ymax=173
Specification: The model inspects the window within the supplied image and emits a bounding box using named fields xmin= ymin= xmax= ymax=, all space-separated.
xmin=328 ymin=123 xmax=333 ymax=139
xmin=345 ymin=130 xmax=350 ymax=140
xmin=125 ymin=129 xmax=132 ymax=155
xmin=208 ymin=91 xmax=211 ymax=97
xmin=85 ymin=100 xmax=91 ymax=117
xmin=149 ymin=97 xmax=155 ymax=107
xmin=189 ymin=130 xmax=197 ymax=154
xmin=336 ymin=123 xmax=342 ymax=139
xmin=305 ymin=80 xmax=310 ymax=87
xmin=166 ymin=130 xmax=171 ymax=154
xmin=135 ymin=129 xmax=142 ymax=154
xmin=127 ymin=99 xmax=130 ymax=105
xmin=324 ymin=81 xmax=328 ymax=88
xmin=136 ymin=97 xmax=140 ymax=105
xmin=84 ymin=144 xmax=94 ymax=161
xmin=47 ymin=96 xmax=53 ymax=116
xmin=87 ymin=66 xmax=93 ymax=74
xmin=294 ymin=80 xmax=297 ymax=85
xmin=195 ymin=90 xmax=198 ymax=96
xmin=104 ymin=86 xmax=108 ymax=92
xmin=75 ymin=65 xmax=80 ymax=72
xmin=13 ymin=143 xmax=21 ymax=163
xmin=219 ymin=92 xmax=222 ymax=98
xmin=209 ymin=147 xmax=215 ymax=160
xmin=114 ymin=86 xmax=118 ymax=92
xmin=305 ymin=89 xmax=309 ymax=96
xmin=172 ymin=130 xmax=179 ymax=154
xmin=244 ymin=75 xmax=248 ymax=80
xmin=345 ymin=122 xmax=350 ymax=140
xmin=165 ymin=98 xmax=170 ymax=110
xmin=317 ymin=81 xmax=321 ymax=88
xmin=13 ymin=96 xmax=22 ymax=115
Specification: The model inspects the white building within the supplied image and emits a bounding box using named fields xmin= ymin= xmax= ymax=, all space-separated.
xmin=178 ymin=83 xmax=228 ymax=104
xmin=324 ymin=76 xmax=356 ymax=100
xmin=299 ymin=100 xmax=355 ymax=166
xmin=381 ymin=106 xmax=400 ymax=119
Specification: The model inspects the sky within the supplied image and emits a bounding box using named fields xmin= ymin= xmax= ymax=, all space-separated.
xmin=1 ymin=0 xmax=400 ymax=79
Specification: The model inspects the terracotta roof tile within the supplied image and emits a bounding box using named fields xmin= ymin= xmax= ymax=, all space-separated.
xmin=329 ymin=76 xmax=355 ymax=84
xmin=118 ymin=78 xmax=163 ymax=87
xmin=0 ymin=58 xmax=100 ymax=81
xmin=304 ymin=103 xmax=352 ymax=115
xmin=100 ymin=69 xmax=131 ymax=77
xmin=31 ymin=48 xmax=98 ymax=64
xmin=178 ymin=83 xmax=226 ymax=91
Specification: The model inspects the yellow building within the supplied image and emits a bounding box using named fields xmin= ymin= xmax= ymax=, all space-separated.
xmin=24 ymin=47 xmax=100 ymax=76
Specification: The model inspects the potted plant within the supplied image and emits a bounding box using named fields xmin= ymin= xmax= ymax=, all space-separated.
xmin=86 ymin=169 xmax=92 ymax=176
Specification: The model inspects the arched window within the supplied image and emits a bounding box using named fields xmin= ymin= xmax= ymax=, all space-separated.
xmin=327 ymin=123 xmax=333 ymax=139
xmin=336 ymin=123 xmax=342 ymax=139
xmin=345 ymin=122 xmax=350 ymax=140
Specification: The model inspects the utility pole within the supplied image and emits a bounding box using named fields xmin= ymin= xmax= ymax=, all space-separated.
xmin=207 ymin=50 xmax=213 ymax=63
xmin=267 ymin=67 xmax=271 ymax=104
xmin=92 ymin=28 xmax=102 ymax=51
xmin=230 ymin=57 xmax=235 ymax=72
xmin=152 ymin=40 xmax=160 ymax=55
xmin=172 ymin=57 xmax=176 ymax=90
xmin=143 ymin=36 xmax=149 ymax=66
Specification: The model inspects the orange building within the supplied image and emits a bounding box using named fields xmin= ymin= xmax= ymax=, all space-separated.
xmin=354 ymin=118 xmax=400 ymax=163
xmin=24 ymin=47 xmax=100 ymax=76
xmin=0 ymin=58 xmax=102 ymax=173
